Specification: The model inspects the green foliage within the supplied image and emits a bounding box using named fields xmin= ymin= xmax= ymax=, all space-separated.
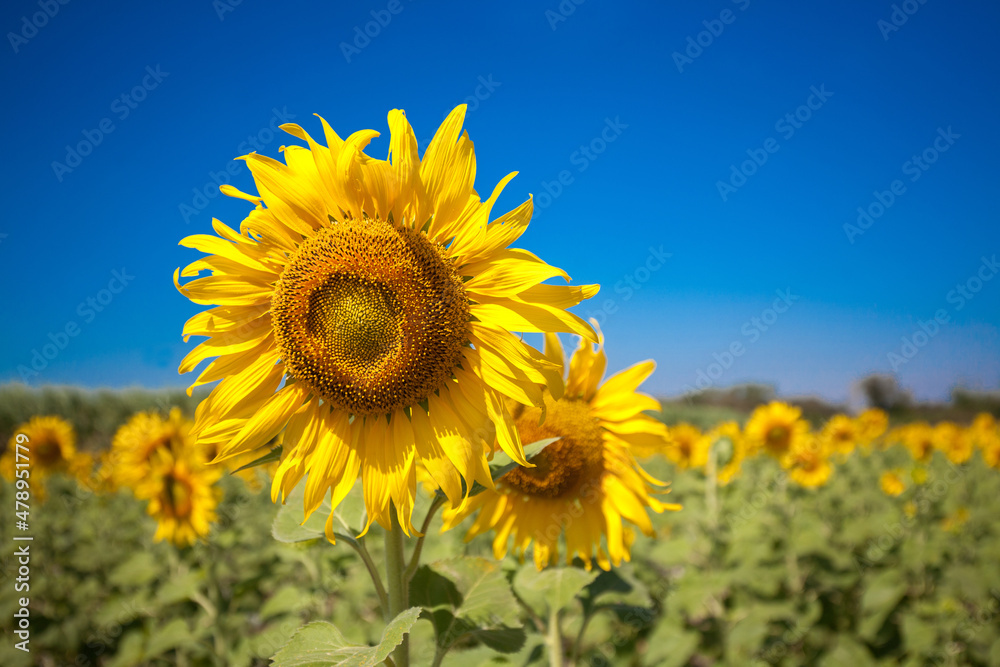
xmin=272 ymin=609 xmax=421 ymax=667
xmin=410 ymin=556 xmax=525 ymax=658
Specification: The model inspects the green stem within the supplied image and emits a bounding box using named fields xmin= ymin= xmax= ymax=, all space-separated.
xmin=705 ymin=441 xmax=719 ymax=531
xmin=337 ymin=534 xmax=389 ymax=615
xmin=548 ymin=607 xmax=563 ymax=667
xmin=385 ymin=510 xmax=409 ymax=667
xmin=404 ymin=495 xmax=445 ymax=584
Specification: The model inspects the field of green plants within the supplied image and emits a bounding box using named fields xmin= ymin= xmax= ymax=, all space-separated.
xmin=2 ymin=385 xmax=1000 ymax=666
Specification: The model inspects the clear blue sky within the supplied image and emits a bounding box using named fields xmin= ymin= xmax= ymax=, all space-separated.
xmin=2 ymin=0 xmax=998 ymax=404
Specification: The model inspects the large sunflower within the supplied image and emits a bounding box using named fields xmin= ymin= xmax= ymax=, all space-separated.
xmin=1 ymin=416 xmax=80 ymax=500
xmin=442 ymin=334 xmax=679 ymax=570
xmin=175 ymin=106 xmax=598 ymax=537
xmin=135 ymin=450 xmax=222 ymax=548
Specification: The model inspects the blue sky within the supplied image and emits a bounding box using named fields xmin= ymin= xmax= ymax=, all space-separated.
xmin=1 ymin=0 xmax=998 ymax=403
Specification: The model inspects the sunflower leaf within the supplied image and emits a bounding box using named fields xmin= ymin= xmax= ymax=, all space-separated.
xmin=271 ymin=608 xmax=422 ymax=667
xmin=410 ymin=557 xmax=525 ymax=654
xmin=233 ymin=446 xmax=282 ymax=473
xmin=513 ymin=565 xmax=599 ymax=617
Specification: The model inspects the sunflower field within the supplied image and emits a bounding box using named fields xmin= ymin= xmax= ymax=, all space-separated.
xmin=2 ymin=382 xmax=999 ymax=667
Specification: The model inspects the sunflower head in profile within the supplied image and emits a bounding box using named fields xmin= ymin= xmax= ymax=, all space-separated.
xmin=663 ymin=423 xmax=707 ymax=471
xmin=703 ymin=421 xmax=745 ymax=485
xmin=745 ymin=402 xmax=809 ymax=463
xmin=441 ymin=333 xmax=679 ymax=571
xmin=136 ymin=450 xmax=222 ymax=548
xmin=1 ymin=416 xmax=78 ymax=501
xmin=175 ymin=106 xmax=598 ymax=538
xmin=785 ymin=435 xmax=832 ymax=488
xmin=108 ymin=408 xmax=192 ymax=491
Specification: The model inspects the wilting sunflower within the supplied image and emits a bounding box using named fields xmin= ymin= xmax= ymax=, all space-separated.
xmin=442 ymin=334 xmax=679 ymax=570
xmin=1 ymin=416 xmax=79 ymax=501
xmin=785 ymin=435 xmax=832 ymax=488
xmin=663 ymin=423 xmax=707 ymax=471
xmin=136 ymin=450 xmax=222 ymax=547
xmin=108 ymin=408 xmax=192 ymax=491
xmin=879 ymin=470 xmax=906 ymax=497
xmin=175 ymin=106 xmax=598 ymax=537
xmin=744 ymin=402 xmax=809 ymax=464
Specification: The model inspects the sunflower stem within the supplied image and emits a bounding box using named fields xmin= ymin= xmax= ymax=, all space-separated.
xmin=705 ymin=440 xmax=719 ymax=531
xmin=404 ymin=495 xmax=445 ymax=584
xmin=384 ymin=510 xmax=409 ymax=667
xmin=548 ymin=607 xmax=563 ymax=666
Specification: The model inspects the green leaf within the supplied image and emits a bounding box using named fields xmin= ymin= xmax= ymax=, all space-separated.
xmin=233 ymin=445 xmax=283 ymax=473
xmin=155 ymin=570 xmax=204 ymax=607
xmin=818 ymin=635 xmax=877 ymax=667
xmin=261 ymin=585 xmax=309 ymax=620
xmin=642 ymin=619 xmax=699 ymax=667
xmin=513 ymin=565 xmax=599 ymax=617
xmin=108 ymin=551 xmax=162 ymax=588
xmin=410 ymin=556 xmax=524 ymax=653
xmin=580 ymin=567 xmax=651 ymax=616
xmin=272 ymin=608 xmax=422 ymax=667
xmin=271 ymin=479 xmax=368 ymax=543
xmin=145 ymin=617 xmax=192 ymax=659
xmin=858 ymin=569 xmax=907 ymax=641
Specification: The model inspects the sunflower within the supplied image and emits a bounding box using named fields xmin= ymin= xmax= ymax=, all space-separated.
xmin=136 ymin=450 xmax=222 ymax=547
xmin=898 ymin=423 xmax=935 ymax=463
xmin=705 ymin=421 xmax=745 ymax=485
xmin=856 ymin=408 xmax=888 ymax=447
xmin=175 ymin=106 xmax=598 ymax=538
xmin=932 ymin=422 xmax=973 ymax=465
xmin=785 ymin=435 xmax=832 ymax=488
xmin=744 ymin=402 xmax=809 ymax=463
xmin=879 ymin=470 xmax=906 ymax=497
xmin=1 ymin=416 xmax=78 ymax=501
xmin=663 ymin=423 xmax=707 ymax=471
xmin=819 ymin=414 xmax=858 ymax=458
xmin=108 ymin=408 xmax=193 ymax=491
xmin=441 ymin=334 xmax=679 ymax=570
